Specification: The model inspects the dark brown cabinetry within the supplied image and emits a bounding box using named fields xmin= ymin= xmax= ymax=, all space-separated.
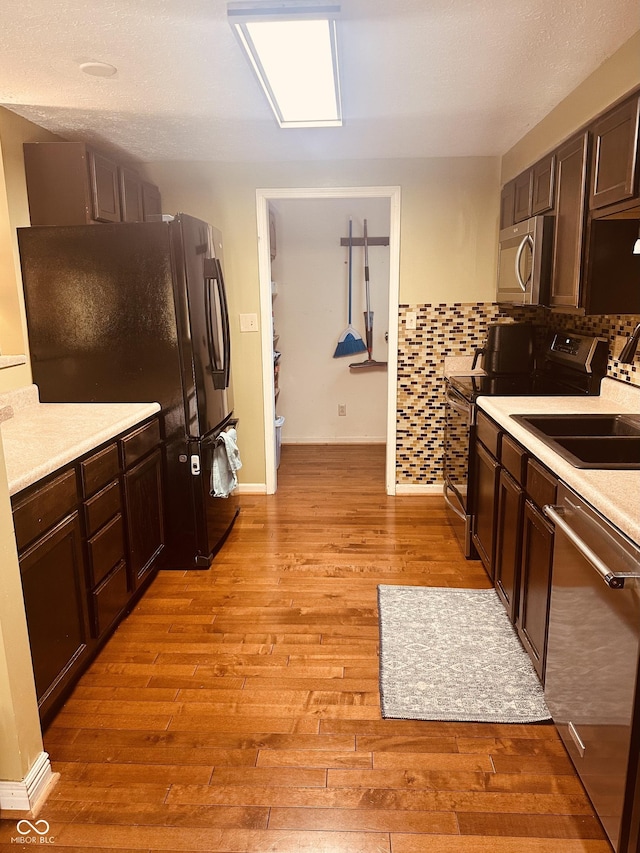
xmin=12 ymin=415 xmax=164 ymax=726
xmin=471 ymin=412 xmax=502 ymax=579
xmin=12 ymin=470 xmax=90 ymax=724
xmin=494 ymin=434 xmax=527 ymax=622
xmin=500 ymin=180 xmax=516 ymax=229
xmin=81 ymin=442 xmax=127 ymax=639
xmin=500 ymin=86 xmax=640 ymax=314
xmin=531 ymin=153 xmax=556 ymax=215
xmin=513 ymin=171 xmax=533 ymax=223
xmin=549 ymin=132 xmax=589 ymax=309
xmin=24 ymin=142 xmax=162 ymax=227
xmin=472 ymin=412 xmax=558 ymax=683
xmin=590 ymin=94 xmax=640 ymax=210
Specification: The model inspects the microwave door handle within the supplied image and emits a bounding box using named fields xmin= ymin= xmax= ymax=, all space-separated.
xmin=514 ymin=234 xmax=533 ymax=292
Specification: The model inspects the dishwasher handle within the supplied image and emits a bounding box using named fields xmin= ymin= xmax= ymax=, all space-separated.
xmin=543 ymin=504 xmax=640 ymax=590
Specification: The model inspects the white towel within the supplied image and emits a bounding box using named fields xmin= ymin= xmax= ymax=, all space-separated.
xmin=211 ymin=427 xmax=242 ymax=498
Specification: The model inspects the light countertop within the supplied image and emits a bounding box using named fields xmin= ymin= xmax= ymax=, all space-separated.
xmin=0 ymin=386 xmax=160 ymax=495
xmin=477 ymin=378 xmax=640 ymax=545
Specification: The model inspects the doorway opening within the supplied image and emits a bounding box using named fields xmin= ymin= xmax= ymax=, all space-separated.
xmin=256 ymin=186 xmax=401 ymax=495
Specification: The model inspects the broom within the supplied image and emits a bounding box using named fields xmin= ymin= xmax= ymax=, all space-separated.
xmin=334 ymin=218 xmax=366 ymax=358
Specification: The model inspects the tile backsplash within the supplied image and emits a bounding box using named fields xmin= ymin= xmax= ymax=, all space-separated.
xmin=396 ymin=304 xmax=640 ymax=485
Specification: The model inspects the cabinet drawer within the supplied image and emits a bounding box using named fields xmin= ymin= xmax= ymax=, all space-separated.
xmin=84 ymin=479 xmax=121 ymax=537
xmin=120 ymin=419 xmax=161 ymax=469
xmin=88 ymin=513 xmax=125 ymax=587
xmin=526 ymin=458 xmax=557 ymax=509
xmin=476 ymin=411 xmax=501 ymax=459
xmin=13 ymin=469 xmax=78 ymax=552
xmin=501 ymin=434 xmax=527 ymax=485
xmin=81 ymin=443 xmax=119 ymax=498
xmin=92 ymin=560 xmax=129 ymax=637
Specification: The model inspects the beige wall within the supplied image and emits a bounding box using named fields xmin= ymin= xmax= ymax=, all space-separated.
xmin=144 ymin=156 xmax=500 ymax=483
xmin=0 ymin=108 xmax=61 ymax=391
xmin=0 ymin=434 xmax=43 ymax=784
xmin=502 ymin=31 xmax=640 ymax=182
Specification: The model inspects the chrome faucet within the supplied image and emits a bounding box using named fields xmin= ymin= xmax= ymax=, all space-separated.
xmin=619 ymin=323 xmax=640 ymax=364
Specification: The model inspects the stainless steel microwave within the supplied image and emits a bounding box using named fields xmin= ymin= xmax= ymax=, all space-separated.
xmin=496 ymin=215 xmax=554 ymax=305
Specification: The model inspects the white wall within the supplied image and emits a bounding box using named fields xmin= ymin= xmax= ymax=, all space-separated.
xmin=270 ymin=197 xmax=389 ymax=444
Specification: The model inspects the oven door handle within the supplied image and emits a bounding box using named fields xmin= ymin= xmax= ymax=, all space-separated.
xmin=445 ymin=386 xmax=471 ymax=417
xmin=444 ymin=482 xmax=466 ymax=521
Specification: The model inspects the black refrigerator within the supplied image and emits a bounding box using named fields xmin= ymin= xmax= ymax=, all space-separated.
xmin=17 ymin=213 xmax=239 ymax=569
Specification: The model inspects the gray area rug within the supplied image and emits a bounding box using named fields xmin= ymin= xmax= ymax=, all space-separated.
xmin=378 ymin=585 xmax=551 ymax=723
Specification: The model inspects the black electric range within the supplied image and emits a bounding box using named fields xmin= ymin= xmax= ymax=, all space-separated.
xmin=443 ymin=331 xmax=609 ymax=558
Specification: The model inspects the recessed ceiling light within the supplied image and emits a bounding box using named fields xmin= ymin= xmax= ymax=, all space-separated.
xmin=79 ymin=61 xmax=118 ymax=78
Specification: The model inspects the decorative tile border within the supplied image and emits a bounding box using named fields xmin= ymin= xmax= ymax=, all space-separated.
xmin=395 ymin=304 xmax=640 ymax=484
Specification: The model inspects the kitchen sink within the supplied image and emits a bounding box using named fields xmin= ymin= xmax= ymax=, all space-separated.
xmin=511 ymin=414 xmax=640 ymax=469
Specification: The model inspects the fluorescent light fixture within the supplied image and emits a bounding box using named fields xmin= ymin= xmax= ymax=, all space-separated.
xmin=228 ymin=2 xmax=342 ymax=128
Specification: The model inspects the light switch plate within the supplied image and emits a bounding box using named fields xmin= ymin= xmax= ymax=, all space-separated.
xmin=406 ymin=312 xmax=417 ymax=330
xmin=240 ymin=313 xmax=259 ymax=332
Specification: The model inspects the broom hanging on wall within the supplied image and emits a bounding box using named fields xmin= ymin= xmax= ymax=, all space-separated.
xmin=333 ymin=217 xmax=367 ymax=358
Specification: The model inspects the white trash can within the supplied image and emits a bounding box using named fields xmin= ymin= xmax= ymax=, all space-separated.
xmin=275 ymin=415 xmax=285 ymax=468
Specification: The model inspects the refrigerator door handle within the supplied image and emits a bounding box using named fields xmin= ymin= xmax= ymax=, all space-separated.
xmin=203 ymin=259 xmax=226 ymax=389
xmin=214 ymin=258 xmax=231 ymax=389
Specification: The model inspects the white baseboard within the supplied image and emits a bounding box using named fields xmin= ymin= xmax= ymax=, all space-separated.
xmin=236 ymin=483 xmax=268 ymax=494
xmin=0 ymin=752 xmax=54 ymax=812
xmin=395 ymin=482 xmax=444 ymax=495
xmin=282 ymin=438 xmax=386 ymax=445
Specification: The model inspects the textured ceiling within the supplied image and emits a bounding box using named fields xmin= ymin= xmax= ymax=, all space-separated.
xmin=0 ymin=0 xmax=638 ymax=163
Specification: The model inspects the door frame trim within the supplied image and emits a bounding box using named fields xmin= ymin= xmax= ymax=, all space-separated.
xmin=255 ymin=185 xmax=401 ymax=495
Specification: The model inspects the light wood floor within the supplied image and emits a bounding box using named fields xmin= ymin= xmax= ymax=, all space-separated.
xmin=1 ymin=445 xmax=610 ymax=852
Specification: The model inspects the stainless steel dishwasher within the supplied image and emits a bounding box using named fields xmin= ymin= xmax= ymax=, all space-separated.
xmin=544 ymin=484 xmax=640 ymax=853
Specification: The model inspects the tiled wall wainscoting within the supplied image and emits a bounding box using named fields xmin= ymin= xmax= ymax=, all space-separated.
xmin=395 ymin=304 xmax=640 ymax=486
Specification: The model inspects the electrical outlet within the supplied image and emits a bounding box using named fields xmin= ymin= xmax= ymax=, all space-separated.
xmin=239 ymin=313 xmax=259 ymax=332
xmin=338 ymin=403 xmax=346 ymax=417
xmin=406 ymin=311 xmax=417 ymax=330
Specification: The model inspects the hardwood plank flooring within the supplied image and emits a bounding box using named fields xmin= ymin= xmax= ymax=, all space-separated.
xmin=0 ymin=444 xmax=610 ymax=852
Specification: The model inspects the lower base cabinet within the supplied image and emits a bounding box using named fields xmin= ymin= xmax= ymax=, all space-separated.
xmin=12 ymin=415 xmax=164 ymax=727
xmin=494 ymin=468 xmax=525 ymax=623
xmin=517 ymin=499 xmax=555 ymax=681
xmin=19 ymin=513 xmax=90 ymax=724
xmin=473 ymin=411 xmax=557 ymax=684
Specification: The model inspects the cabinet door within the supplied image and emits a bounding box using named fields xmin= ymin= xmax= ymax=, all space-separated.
xmin=124 ymin=448 xmax=165 ymax=589
xmin=472 ymin=441 xmax=501 ymax=580
xmin=119 ymin=166 xmax=144 ymax=222
xmin=19 ymin=512 xmax=90 ymax=723
xmin=531 ymin=153 xmax=555 ymax=214
xmin=142 ymin=182 xmax=162 ymax=220
xmin=500 ymin=181 xmax=516 ymax=229
xmin=494 ymin=469 xmax=525 ymax=623
xmin=590 ymin=95 xmax=640 ymax=210
xmin=88 ymin=150 xmax=121 ymax=223
xmin=517 ymin=500 xmax=554 ymax=683
xmin=513 ymin=171 xmax=533 ymax=222
xmin=549 ymin=132 xmax=589 ymax=309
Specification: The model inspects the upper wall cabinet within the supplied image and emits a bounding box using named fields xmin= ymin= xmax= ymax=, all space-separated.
xmin=500 ymin=86 xmax=640 ymax=314
xmin=508 ymin=153 xmax=556 ymax=225
xmin=24 ymin=142 xmax=162 ymax=227
xmin=500 ymin=180 xmax=516 ymax=229
xmin=589 ymin=94 xmax=640 ymax=210
xmin=549 ymin=132 xmax=589 ymax=310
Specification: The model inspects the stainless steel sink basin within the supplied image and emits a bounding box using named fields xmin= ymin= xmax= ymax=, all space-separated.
xmin=511 ymin=414 xmax=640 ymax=469
xmin=512 ymin=413 xmax=640 ymax=437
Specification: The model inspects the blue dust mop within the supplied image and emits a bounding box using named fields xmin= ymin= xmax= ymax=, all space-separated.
xmin=334 ymin=218 xmax=367 ymax=358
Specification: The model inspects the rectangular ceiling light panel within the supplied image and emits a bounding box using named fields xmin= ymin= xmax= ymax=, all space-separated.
xmin=228 ymin=2 xmax=342 ymax=128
